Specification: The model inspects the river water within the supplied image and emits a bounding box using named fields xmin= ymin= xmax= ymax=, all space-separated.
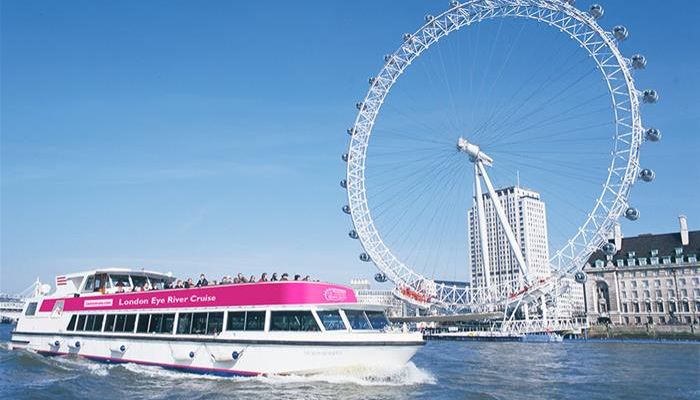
xmin=1 ymin=324 xmax=698 ymax=399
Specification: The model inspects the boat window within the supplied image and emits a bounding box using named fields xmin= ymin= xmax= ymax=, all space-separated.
xmin=25 ymin=302 xmax=38 ymax=316
xmin=131 ymin=275 xmax=147 ymax=289
xmin=316 ymin=310 xmax=346 ymax=331
xmin=67 ymin=314 xmax=77 ymax=331
xmin=82 ymin=275 xmax=96 ymax=293
xmin=124 ymin=314 xmax=137 ymax=332
xmin=226 ymin=312 xmax=245 ymax=331
xmin=365 ymin=311 xmax=389 ymax=330
xmin=104 ymin=315 xmax=115 ymax=332
xmin=177 ymin=313 xmax=193 ymax=334
xmin=270 ymin=311 xmax=319 ymax=332
xmin=114 ymin=314 xmax=126 ymax=332
xmin=344 ymin=310 xmax=371 ymax=330
xmin=77 ymin=314 xmax=87 ymax=331
xmin=145 ymin=313 xmax=175 ymax=334
xmin=136 ymin=314 xmax=150 ymax=333
xmin=206 ymin=312 xmax=224 ymax=334
xmin=191 ymin=312 xmax=208 ymax=334
xmin=245 ymin=311 xmax=266 ymax=331
xmin=93 ymin=315 xmax=104 ymax=331
xmin=94 ymin=274 xmax=110 ymax=291
xmin=148 ymin=314 xmax=163 ymax=333
xmin=86 ymin=315 xmax=96 ymax=331
xmin=110 ymin=275 xmax=131 ymax=288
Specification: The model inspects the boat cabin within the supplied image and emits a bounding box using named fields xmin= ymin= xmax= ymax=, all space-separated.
xmin=54 ymin=268 xmax=175 ymax=297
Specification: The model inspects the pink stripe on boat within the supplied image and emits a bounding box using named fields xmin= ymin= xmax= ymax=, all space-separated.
xmin=39 ymin=282 xmax=357 ymax=312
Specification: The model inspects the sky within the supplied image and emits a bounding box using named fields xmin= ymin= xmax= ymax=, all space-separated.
xmin=1 ymin=0 xmax=699 ymax=294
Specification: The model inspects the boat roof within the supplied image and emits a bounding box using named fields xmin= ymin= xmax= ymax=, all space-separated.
xmin=61 ymin=268 xmax=174 ymax=280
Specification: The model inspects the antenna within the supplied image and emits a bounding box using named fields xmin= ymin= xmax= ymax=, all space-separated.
xmin=516 ymin=170 xmax=520 ymax=188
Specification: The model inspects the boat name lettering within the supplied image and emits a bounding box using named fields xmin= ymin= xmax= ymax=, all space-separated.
xmin=116 ymin=294 xmax=218 ymax=307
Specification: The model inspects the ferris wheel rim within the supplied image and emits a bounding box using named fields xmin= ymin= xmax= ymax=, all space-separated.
xmin=345 ymin=0 xmax=645 ymax=308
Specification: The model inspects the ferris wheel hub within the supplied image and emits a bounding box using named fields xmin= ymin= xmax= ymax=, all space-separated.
xmin=457 ymin=137 xmax=493 ymax=166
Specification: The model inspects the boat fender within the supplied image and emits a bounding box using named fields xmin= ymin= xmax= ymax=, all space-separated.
xmin=120 ymin=345 xmax=126 ymax=352
xmin=50 ymin=340 xmax=61 ymax=347
xmin=71 ymin=341 xmax=81 ymax=349
xmin=189 ymin=351 xmax=195 ymax=359
xmin=231 ymin=351 xmax=239 ymax=360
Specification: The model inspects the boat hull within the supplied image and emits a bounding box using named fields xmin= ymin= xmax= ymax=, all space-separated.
xmin=11 ymin=331 xmax=423 ymax=376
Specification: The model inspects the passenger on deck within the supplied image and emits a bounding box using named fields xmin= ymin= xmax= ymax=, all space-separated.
xmin=281 ymin=273 xmax=289 ymax=281
xmin=175 ymin=280 xmax=184 ymax=289
xmin=302 ymin=275 xmax=310 ymax=281
xmin=293 ymin=274 xmax=301 ymax=281
xmin=196 ymin=274 xmax=208 ymax=287
xmin=233 ymin=277 xmax=240 ymax=284
xmin=259 ymin=273 xmax=269 ymax=282
xmin=271 ymin=273 xmax=279 ymax=282
xmin=116 ymin=282 xmax=125 ymax=293
xmin=249 ymin=275 xmax=256 ymax=283
xmin=237 ymin=273 xmax=248 ymax=283
xmin=183 ymin=278 xmax=193 ymax=289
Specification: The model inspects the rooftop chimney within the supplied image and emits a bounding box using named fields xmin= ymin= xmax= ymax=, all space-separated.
xmin=614 ymin=223 xmax=623 ymax=250
xmin=679 ymin=215 xmax=689 ymax=246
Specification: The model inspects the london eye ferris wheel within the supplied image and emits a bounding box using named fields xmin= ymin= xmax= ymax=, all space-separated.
xmin=341 ymin=0 xmax=660 ymax=311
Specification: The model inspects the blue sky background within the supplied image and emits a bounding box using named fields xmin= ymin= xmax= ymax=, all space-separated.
xmin=1 ymin=0 xmax=699 ymax=293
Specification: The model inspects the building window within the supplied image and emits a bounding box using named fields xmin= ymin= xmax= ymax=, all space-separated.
xmin=655 ymin=290 xmax=662 ymax=298
xmin=679 ymin=278 xmax=686 ymax=286
xmin=656 ymin=302 xmax=664 ymax=313
xmin=595 ymin=260 xmax=604 ymax=268
xmin=645 ymin=302 xmax=652 ymax=312
xmin=633 ymin=303 xmax=640 ymax=313
xmin=651 ymin=249 xmax=659 ymax=257
xmin=628 ymin=251 xmax=636 ymax=258
xmin=634 ymin=316 xmax=641 ymax=324
xmin=616 ymin=259 xmax=625 ymax=267
xmin=666 ymin=279 xmax=674 ymax=287
xmin=659 ymin=316 xmax=666 ymax=324
xmin=675 ymin=247 xmax=683 ymax=256
xmin=681 ymin=289 xmax=688 ymax=298
xmin=631 ymin=281 xmax=638 ymax=288
xmin=662 ymin=257 xmax=671 ymax=265
xmin=647 ymin=316 xmax=653 ymax=324
xmin=650 ymin=257 xmax=659 ymax=265
xmin=628 ymin=258 xmax=637 ymax=267
xmin=639 ymin=258 xmax=648 ymax=266
xmin=642 ymin=280 xmax=649 ymax=288
xmin=688 ymin=255 xmax=697 ymax=263
xmin=623 ymin=316 xmax=629 ymax=324
xmin=622 ymin=303 xmax=628 ymax=313
xmin=654 ymin=280 xmax=661 ymax=287
xmin=622 ymin=291 xmax=627 ymax=299
xmin=621 ymin=281 xmax=626 ymax=289
xmin=644 ymin=290 xmax=650 ymax=299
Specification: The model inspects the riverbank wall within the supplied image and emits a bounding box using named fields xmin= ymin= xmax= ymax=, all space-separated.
xmin=587 ymin=324 xmax=700 ymax=340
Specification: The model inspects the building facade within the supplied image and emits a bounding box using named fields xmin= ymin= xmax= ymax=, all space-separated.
xmin=584 ymin=216 xmax=700 ymax=325
xmin=468 ymin=186 xmax=551 ymax=290
xmin=349 ymin=279 xmax=407 ymax=317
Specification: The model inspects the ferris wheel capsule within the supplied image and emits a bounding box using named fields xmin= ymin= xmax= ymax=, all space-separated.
xmin=384 ymin=54 xmax=395 ymax=64
xmin=642 ymin=89 xmax=659 ymax=103
xmin=374 ymin=272 xmax=388 ymax=283
xmin=348 ymin=230 xmax=359 ymax=239
xmin=602 ymin=242 xmax=616 ymax=256
xmin=589 ymin=4 xmax=604 ymax=19
xmin=347 ymin=127 xmax=356 ymax=136
xmin=356 ymin=102 xmax=365 ymax=110
xmin=574 ymin=271 xmax=587 ymax=284
xmin=403 ymin=33 xmax=413 ymax=42
xmin=612 ymin=25 xmax=628 ymax=41
xmin=625 ymin=207 xmax=640 ymax=221
xmin=631 ymin=54 xmax=647 ymax=69
xmin=645 ymin=127 xmax=661 ymax=142
xmin=450 ymin=1 xmax=461 ymax=7
xmin=342 ymin=205 xmax=351 ymax=215
xmin=564 ymin=0 xmax=576 ymax=5
xmin=342 ymin=153 xmax=349 ymax=162
xmin=639 ymin=168 xmax=655 ymax=182
xmin=425 ymin=14 xmax=435 ymax=22
xmin=359 ymin=253 xmax=372 ymax=262
xmin=368 ymin=77 xmax=376 ymax=85
xmin=340 ymin=179 xmax=347 ymax=189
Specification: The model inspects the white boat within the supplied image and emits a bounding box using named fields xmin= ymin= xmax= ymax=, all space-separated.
xmin=521 ymin=332 xmax=563 ymax=343
xmin=10 ymin=268 xmax=424 ymax=376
